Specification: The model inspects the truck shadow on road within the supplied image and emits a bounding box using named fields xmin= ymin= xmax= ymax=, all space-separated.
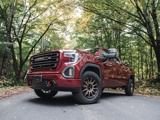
xmin=27 ymin=92 xmax=126 ymax=106
xmin=101 ymin=92 xmax=126 ymax=99
xmin=27 ymin=94 xmax=76 ymax=106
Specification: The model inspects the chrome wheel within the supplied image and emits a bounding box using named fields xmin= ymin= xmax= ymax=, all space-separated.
xmin=72 ymin=71 xmax=102 ymax=104
xmin=82 ymin=77 xmax=98 ymax=99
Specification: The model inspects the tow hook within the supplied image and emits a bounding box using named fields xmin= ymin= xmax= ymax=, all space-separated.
xmin=47 ymin=80 xmax=56 ymax=87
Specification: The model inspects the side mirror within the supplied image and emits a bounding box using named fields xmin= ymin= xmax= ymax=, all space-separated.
xmin=106 ymin=48 xmax=117 ymax=59
xmin=105 ymin=53 xmax=116 ymax=59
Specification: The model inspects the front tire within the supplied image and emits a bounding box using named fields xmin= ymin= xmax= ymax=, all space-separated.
xmin=34 ymin=89 xmax=58 ymax=99
xmin=125 ymin=79 xmax=134 ymax=96
xmin=73 ymin=71 xmax=102 ymax=104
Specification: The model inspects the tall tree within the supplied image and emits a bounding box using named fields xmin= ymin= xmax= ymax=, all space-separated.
xmin=0 ymin=14 xmax=12 ymax=79
xmin=81 ymin=0 xmax=160 ymax=80
xmin=0 ymin=0 xmax=72 ymax=82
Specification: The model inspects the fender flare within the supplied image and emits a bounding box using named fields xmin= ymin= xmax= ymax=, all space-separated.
xmin=80 ymin=63 xmax=102 ymax=79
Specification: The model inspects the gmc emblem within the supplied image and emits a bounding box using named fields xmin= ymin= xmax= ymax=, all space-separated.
xmin=34 ymin=57 xmax=48 ymax=61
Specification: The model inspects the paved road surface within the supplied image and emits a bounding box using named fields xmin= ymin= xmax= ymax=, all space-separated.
xmin=0 ymin=91 xmax=160 ymax=120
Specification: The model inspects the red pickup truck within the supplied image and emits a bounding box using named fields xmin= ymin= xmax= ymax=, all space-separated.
xmin=27 ymin=47 xmax=134 ymax=104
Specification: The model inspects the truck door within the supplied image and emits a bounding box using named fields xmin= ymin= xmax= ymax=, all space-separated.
xmin=103 ymin=57 xmax=128 ymax=87
xmin=99 ymin=50 xmax=120 ymax=87
xmin=114 ymin=58 xmax=129 ymax=86
xmin=118 ymin=63 xmax=131 ymax=85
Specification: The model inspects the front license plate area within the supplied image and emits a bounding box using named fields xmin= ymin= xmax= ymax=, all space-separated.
xmin=32 ymin=76 xmax=42 ymax=84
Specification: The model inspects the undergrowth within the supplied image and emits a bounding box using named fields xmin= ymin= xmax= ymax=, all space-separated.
xmin=135 ymin=80 xmax=160 ymax=96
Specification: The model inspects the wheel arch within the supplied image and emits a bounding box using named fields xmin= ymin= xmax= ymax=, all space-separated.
xmin=80 ymin=63 xmax=102 ymax=79
xmin=129 ymin=74 xmax=135 ymax=86
xmin=130 ymin=75 xmax=134 ymax=81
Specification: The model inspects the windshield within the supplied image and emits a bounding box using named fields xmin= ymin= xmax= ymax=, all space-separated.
xmin=84 ymin=48 xmax=100 ymax=54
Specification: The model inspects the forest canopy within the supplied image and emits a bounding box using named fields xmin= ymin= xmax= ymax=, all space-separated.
xmin=0 ymin=0 xmax=160 ymax=84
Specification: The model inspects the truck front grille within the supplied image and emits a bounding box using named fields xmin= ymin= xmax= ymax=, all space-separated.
xmin=31 ymin=52 xmax=59 ymax=70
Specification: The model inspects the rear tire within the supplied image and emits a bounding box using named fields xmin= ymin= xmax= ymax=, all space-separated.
xmin=34 ymin=89 xmax=58 ymax=99
xmin=125 ymin=79 xmax=134 ymax=96
xmin=73 ymin=71 xmax=102 ymax=104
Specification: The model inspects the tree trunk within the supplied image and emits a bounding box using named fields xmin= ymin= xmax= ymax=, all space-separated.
xmin=137 ymin=51 xmax=140 ymax=80
xmin=117 ymin=29 xmax=121 ymax=59
xmin=155 ymin=48 xmax=160 ymax=81
xmin=0 ymin=55 xmax=8 ymax=79
xmin=141 ymin=53 xmax=144 ymax=80
xmin=17 ymin=71 xmax=23 ymax=82
xmin=10 ymin=45 xmax=20 ymax=83
xmin=150 ymin=47 xmax=154 ymax=79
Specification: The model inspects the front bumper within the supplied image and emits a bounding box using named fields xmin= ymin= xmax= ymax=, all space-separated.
xmin=27 ymin=73 xmax=81 ymax=92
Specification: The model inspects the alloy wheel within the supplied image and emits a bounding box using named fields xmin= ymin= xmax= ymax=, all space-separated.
xmin=82 ymin=77 xmax=98 ymax=99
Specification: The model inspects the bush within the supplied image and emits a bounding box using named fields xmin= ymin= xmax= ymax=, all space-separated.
xmin=0 ymin=78 xmax=15 ymax=88
xmin=135 ymin=80 xmax=160 ymax=96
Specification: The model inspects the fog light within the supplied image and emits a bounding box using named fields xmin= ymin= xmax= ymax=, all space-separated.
xmin=62 ymin=66 xmax=74 ymax=78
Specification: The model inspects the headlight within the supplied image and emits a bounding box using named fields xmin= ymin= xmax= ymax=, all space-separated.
xmin=64 ymin=52 xmax=80 ymax=63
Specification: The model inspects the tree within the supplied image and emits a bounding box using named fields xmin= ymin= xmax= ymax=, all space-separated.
xmin=0 ymin=42 xmax=12 ymax=80
xmin=0 ymin=0 xmax=73 ymax=82
xmin=81 ymin=0 xmax=160 ymax=80
xmin=0 ymin=14 xmax=12 ymax=80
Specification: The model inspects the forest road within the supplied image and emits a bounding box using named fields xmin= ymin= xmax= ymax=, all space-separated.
xmin=0 ymin=91 xmax=160 ymax=120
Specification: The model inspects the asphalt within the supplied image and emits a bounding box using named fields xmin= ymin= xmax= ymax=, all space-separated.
xmin=0 ymin=91 xmax=160 ymax=120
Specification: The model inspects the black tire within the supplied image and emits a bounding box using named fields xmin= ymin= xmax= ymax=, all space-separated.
xmin=73 ymin=71 xmax=102 ymax=104
xmin=125 ymin=79 xmax=134 ymax=96
xmin=102 ymin=88 xmax=105 ymax=93
xmin=34 ymin=89 xmax=58 ymax=99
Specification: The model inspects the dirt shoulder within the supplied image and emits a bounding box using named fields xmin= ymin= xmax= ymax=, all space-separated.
xmin=0 ymin=86 xmax=32 ymax=99
xmin=105 ymin=87 xmax=160 ymax=99
xmin=0 ymin=86 xmax=159 ymax=99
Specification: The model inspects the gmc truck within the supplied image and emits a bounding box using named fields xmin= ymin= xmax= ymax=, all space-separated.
xmin=27 ymin=47 xmax=134 ymax=104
